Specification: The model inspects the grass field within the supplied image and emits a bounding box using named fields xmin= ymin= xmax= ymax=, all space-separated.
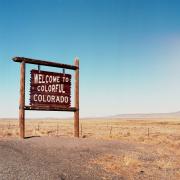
xmin=1 ymin=118 xmax=180 ymax=143
xmin=0 ymin=118 xmax=180 ymax=179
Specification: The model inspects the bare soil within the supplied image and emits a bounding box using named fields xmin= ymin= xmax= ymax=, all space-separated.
xmin=0 ymin=136 xmax=179 ymax=180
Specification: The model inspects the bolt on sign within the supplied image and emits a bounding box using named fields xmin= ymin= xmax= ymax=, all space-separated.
xmin=30 ymin=70 xmax=71 ymax=108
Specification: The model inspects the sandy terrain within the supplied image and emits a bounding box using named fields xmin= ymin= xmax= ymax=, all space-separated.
xmin=0 ymin=118 xmax=180 ymax=179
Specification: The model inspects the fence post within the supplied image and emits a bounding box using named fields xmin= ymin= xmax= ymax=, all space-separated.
xmin=19 ymin=61 xmax=25 ymax=138
xmin=74 ymin=58 xmax=79 ymax=137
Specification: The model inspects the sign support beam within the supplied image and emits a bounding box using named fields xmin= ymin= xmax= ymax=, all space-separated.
xmin=19 ymin=61 xmax=25 ymax=139
xmin=74 ymin=58 xmax=79 ymax=137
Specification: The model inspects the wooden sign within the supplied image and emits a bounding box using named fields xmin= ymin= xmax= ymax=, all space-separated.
xmin=30 ymin=70 xmax=71 ymax=108
xmin=13 ymin=56 xmax=79 ymax=139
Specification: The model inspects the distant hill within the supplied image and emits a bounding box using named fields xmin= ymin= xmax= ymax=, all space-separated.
xmin=1 ymin=111 xmax=180 ymax=120
xmin=111 ymin=111 xmax=180 ymax=119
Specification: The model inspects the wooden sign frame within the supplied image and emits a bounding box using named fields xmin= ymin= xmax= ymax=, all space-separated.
xmin=12 ymin=57 xmax=79 ymax=139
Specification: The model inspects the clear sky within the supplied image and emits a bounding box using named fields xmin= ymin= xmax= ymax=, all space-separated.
xmin=0 ymin=0 xmax=180 ymax=118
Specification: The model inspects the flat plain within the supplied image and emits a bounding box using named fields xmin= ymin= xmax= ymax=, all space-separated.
xmin=0 ymin=118 xmax=180 ymax=179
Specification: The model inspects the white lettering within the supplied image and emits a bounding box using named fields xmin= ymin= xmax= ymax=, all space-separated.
xmin=47 ymin=95 xmax=51 ymax=102
xmin=57 ymin=77 xmax=60 ymax=83
xmin=60 ymin=96 xmax=64 ymax=103
xmin=65 ymin=96 xmax=68 ymax=103
xmin=53 ymin=76 xmax=57 ymax=82
xmin=45 ymin=75 xmax=49 ymax=83
xmin=51 ymin=85 xmax=55 ymax=92
xmin=56 ymin=96 xmax=60 ymax=103
xmin=34 ymin=94 xmax=38 ymax=101
xmin=38 ymin=95 xmax=42 ymax=102
xmin=41 ymin=86 xmax=45 ymax=92
xmin=37 ymin=86 xmax=41 ymax=91
xmin=38 ymin=74 xmax=45 ymax=84
xmin=65 ymin=77 xmax=69 ymax=82
xmin=51 ymin=95 xmax=55 ymax=102
xmin=34 ymin=74 xmax=39 ymax=84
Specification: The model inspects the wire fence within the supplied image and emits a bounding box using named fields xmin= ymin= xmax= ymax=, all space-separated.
xmin=0 ymin=120 xmax=180 ymax=142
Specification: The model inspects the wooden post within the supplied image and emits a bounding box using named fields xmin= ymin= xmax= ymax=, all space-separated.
xmin=74 ymin=58 xmax=79 ymax=137
xmin=19 ymin=61 xmax=25 ymax=138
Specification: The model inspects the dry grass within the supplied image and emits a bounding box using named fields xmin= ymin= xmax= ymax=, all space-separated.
xmin=91 ymin=153 xmax=141 ymax=175
xmin=90 ymin=151 xmax=180 ymax=179
xmin=0 ymin=118 xmax=180 ymax=149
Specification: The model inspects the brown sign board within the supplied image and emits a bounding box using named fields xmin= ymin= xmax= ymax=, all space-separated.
xmin=30 ymin=70 xmax=71 ymax=108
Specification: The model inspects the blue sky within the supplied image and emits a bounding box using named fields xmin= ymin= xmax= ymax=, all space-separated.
xmin=0 ymin=0 xmax=180 ymax=118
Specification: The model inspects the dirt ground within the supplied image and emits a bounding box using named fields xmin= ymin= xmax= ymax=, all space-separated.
xmin=0 ymin=118 xmax=180 ymax=180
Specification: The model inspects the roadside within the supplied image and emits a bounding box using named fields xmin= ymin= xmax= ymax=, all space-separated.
xmin=0 ymin=137 xmax=179 ymax=180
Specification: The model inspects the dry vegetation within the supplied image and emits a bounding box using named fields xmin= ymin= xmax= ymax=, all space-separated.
xmin=0 ymin=118 xmax=180 ymax=179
